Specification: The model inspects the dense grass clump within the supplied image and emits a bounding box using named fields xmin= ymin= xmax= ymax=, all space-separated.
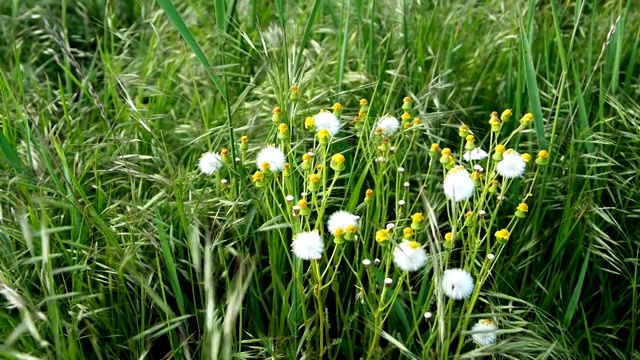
xmin=0 ymin=0 xmax=639 ymax=359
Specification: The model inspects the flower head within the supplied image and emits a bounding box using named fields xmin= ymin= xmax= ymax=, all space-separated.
xmin=375 ymin=115 xmax=400 ymax=136
xmin=443 ymin=166 xmax=475 ymax=202
xmin=198 ymin=152 xmax=223 ymax=175
xmin=471 ymin=319 xmax=498 ymax=346
xmin=375 ymin=229 xmax=391 ymax=246
xmin=463 ymin=148 xmax=488 ymax=162
xmin=256 ymin=146 xmax=286 ymax=172
xmin=327 ymin=210 xmax=359 ymax=237
xmin=496 ymin=149 xmax=526 ymax=178
xmin=495 ymin=228 xmax=510 ymax=243
xmin=442 ymin=268 xmax=474 ymax=300
xmin=313 ymin=110 xmax=340 ymax=136
xmin=292 ymin=231 xmax=324 ymax=260
xmin=393 ymin=241 xmax=428 ymax=272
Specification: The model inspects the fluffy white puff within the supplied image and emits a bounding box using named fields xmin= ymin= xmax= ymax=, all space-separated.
xmin=496 ymin=150 xmax=526 ymax=178
xmin=463 ymin=148 xmax=488 ymax=161
xmin=327 ymin=210 xmax=358 ymax=236
xmin=291 ymin=231 xmax=324 ymax=260
xmin=256 ymin=146 xmax=286 ymax=172
xmin=442 ymin=268 xmax=474 ymax=300
xmin=375 ymin=115 xmax=400 ymax=136
xmin=471 ymin=319 xmax=498 ymax=346
xmin=393 ymin=241 xmax=428 ymax=272
xmin=443 ymin=166 xmax=475 ymax=202
xmin=313 ymin=111 xmax=341 ymax=136
xmin=198 ymin=152 xmax=223 ymax=175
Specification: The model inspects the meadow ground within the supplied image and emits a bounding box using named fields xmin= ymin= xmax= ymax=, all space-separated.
xmin=0 ymin=0 xmax=639 ymax=359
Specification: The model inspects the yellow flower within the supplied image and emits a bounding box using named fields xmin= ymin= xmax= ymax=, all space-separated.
xmin=334 ymin=227 xmax=345 ymax=237
xmin=401 ymin=112 xmax=411 ymax=121
xmin=220 ymin=148 xmax=229 ymax=156
xmin=358 ymin=110 xmax=366 ymax=118
xmin=364 ymin=188 xmax=374 ymax=203
xmin=407 ymin=241 xmax=420 ymax=249
xmin=260 ymin=161 xmax=271 ymax=171
xmin=403 ymin=96 xmax=411 ymax=103
xmin=278 ymin=123 xmax=288 ymax=133
xmin=331 ymin=154 xmax=345 ymax=164
xmin=317 ymin=128 xmax=330 ymax=143
xmin=375 ymin=229 xmax=391 ymax=245
xmin=521 ymin=153 xmax=532 ymax=163
xmin=412 ymin=118 xmax=421 ymax=126
xmin=360 ymin=98 xmax=368 ymax=106
xmin=290 ymin=84 xmax=298 ymax=92
xmin=444 ymin=232 xmax=453 ymax=242
xmin=309 ymin=174 xmax=320 ymax=183
xmin=495 ymin=145 xmax=506 ymax=153
xmin=305 ymin=117 xmax=315 ymax=130
xmin=465 ymin=211 xmax=473 ymax=218
xmin=501 ymin=109 xmax=513 ymax=122
xmin=495 ymin=228 xmax=510 ymax=242
xmin=298 ymin=199 xmax=308 ymax=209
xmin=272 ymin=106 xmax=281 ymax=114
xmin=240 ymin=135 xmax=249 ymax=143
xmin=302 ymin=153 xmax=312 ymax=161
xmin=520 ymin=112 xmax=534 ymax=125
xmin=536 ymin=150 xmax=549 ymax=166
xmin=411 ymin=212 xmax=424 ymax=223
xmin=430 ymin=143 xmax=441 ymax=152
xmin=538 ymin=150 xmax=549 ymax=158
xmin=517 ymin=203 xmax=528 ymax=212
xmin=441 ymin=148 xmax=452 ymax=156
xmin=403 ymin=122 xmax=411 ymax=129
xmin=332 ymin=103 xmax=343 ymax=112
xmin=403 ymin=227 xmax=414 ymax=239
xmin=466 ymin=135 xmax=474 ymax=142
xmin=346 ymin=224 xmax=357 ymax=234
xmin=252 ymin=171 xmax=264 ymax=182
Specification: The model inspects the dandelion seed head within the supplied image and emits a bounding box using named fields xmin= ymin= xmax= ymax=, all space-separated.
xmin=393 ymin=240 xmax=428 ymax=272
xmin=291 ymin=231 xmax=324 ymax=260
xmin=463 ymin=148 xmax=488 ymax=161
xmin=327 ymin=210 xmax=359 ymax=236
xmin=384 ymin=277 xmax=393 ymax=286
xmin=487 ymin=253 xmax=495 ymax=260
xmin=256 ymin=146 xmax=286 ymax=172
xmin=471 ymin=319 xmax=498 ymax=346
xmin=442 ymin=268 xmax=475 ymax=300
xmin=198 ymin=152 xmax=223 ymax=175
xmin=496 ymin=150 xmax=526 ymax=178
xmin=363 ymin=259 xmax=371 ymax=267
xmin=398 ymin=200 xmax=406 ymax=206
xmin=403 ymin=181 xmax=410 ymax=188
xmin=285 ymin=195 xmax=294 ymax=202
xmin=386 ymin=223 xmax=395 ymax=230
xmin=313 ymin=110 xmax=341 ymax=136
xmin=424 ymin=312 xmax=432 ymax=319
xmin=376 ymin=115 xmax=400 ymax=136
xmin=443 ymin=166 xmax=475 ymax=202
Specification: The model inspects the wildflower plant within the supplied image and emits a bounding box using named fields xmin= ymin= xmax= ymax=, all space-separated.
xmin=209 ymin=90 xmax=550 ymax=359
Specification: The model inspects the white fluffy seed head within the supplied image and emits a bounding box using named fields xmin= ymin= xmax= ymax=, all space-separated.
xmin=256 ymin=146 xmax=286 ymax=172
xmin=471 ymin=319 xmax=498 ymax=346
xmin=442 ymin=268 xmax=475 ymax=300
xmin=376 ymin=115 xmax=400 ymax=136
xmin=463 ymin=148 xmax=488 ymax=161
xmin=313 ymin=111 xmax=341 ymax=136
xmin=393 ymin=241 xmax=428 ymax=272
xmin=327 ymin=210 xmax=359 ymax=236
xmin=291 ymin=231 xmax=324 ymax=260
xmin=496 ymin=150 xmax=526 ymax=178
xmin=443 ymin=166 xmax=475 ymax=202
xmin=198 ymin=152 xmax=223 ymax=175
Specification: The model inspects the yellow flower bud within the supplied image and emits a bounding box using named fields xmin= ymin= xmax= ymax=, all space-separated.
xmin=501 ymin=109 xmax=513 ymax=122
xmin=278 ymin=123 xmax=288 ymax=133
xmin=360 ymin=99 xmax=368 ymax=106
xmin=495 ymin=145 xmax=506 ymax=153
xmin=305 ymin=117 xmax=315 ymax=130
xmin=403 ymin=227 xmax=414 ymax=239
xmin=517 ymin=203 xmax=528 ymax=212
xmin=441 ymin=148 xmax=452 ymax=156
xmin=521 ymin=153 xmax=532 ymax=163
xmin=375 ymin=229 xmax=391 ymax=246
xmin=495 ymin=228 xmax=510 ymax=243
xmin=412 ymin=118 xmax=421 ymax=126
xmin=407 ymin=241 xmax=420 ymax=249
xmin=401 ymin=112 xmax=411 ymax=121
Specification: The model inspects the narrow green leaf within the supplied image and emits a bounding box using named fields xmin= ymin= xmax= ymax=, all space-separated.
xmin=0 ymin=131 xmax=23 ymax=173
xmin=519 ymin=19 xmax=548 ymax=149
xmin=564 ymin=247 xmax=590 ymax=327
xmin=155 ymin=0 xmax=227 ymax=101
xmin=156 ymin=211 xmax=186 ymax=316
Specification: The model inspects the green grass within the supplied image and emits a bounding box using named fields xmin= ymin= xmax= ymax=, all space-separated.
xmin=0 ymin=0 xmax=639 ymax=359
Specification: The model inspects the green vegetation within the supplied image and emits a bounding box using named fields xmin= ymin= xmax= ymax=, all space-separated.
xmin=0 ymin=0 xmax=638 ymax=359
